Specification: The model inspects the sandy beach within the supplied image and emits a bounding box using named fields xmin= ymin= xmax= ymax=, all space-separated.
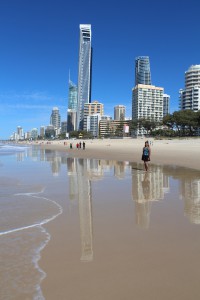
xmin=33 ymin=137 xmax=200 ymax=171
xmin=1 ymin=140 xmax=200 ymax=299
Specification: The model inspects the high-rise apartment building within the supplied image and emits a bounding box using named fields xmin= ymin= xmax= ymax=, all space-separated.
xmin=77 ymin=24 xmax=92 ymax=130
xmin=179 ymin=65 xmax=200 ymax=111
xmin=114 ymin=105 xmax=126 ymax=120
xmin=67 ymin=79 xmax=78 ymax=132
xmin=50 ymin=107 xmax=61 ymax=129
xmin=83 ymin=101 xmax=104 ymax=131
xmin=163 ymin=94 xmax=170 ymax=117
xmin=40 ymin=126 xmax=45 ymax=138
xmin=135 ymin=56 xmax=151 ymax=86
xmin=17 ymin=126 xmax=24 ymax=140
xmin=132 ymin=84 xmax=164 ymax=134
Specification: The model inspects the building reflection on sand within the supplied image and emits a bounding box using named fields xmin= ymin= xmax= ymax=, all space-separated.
xmin=18 ymin=147 xmax=200 ymax=259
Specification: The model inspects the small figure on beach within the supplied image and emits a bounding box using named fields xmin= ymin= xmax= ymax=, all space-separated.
xmin=79 ymin=142 xmax=82 ymax=149
xmin=76 ymin=143 xmax=79 ymax=149
xmin=70 ymin=143 xmax=73 ymax=149
xmin=142 ymin=140 xmax=151 ymax=171
xmin=83 ymin=141 xmax=85 ymax=150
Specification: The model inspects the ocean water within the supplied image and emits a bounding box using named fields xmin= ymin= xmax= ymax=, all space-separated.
xmin=0 ymin=145 xmax=63 ymax=300
xmin=1 ymin=144 xmax=200 ymax=300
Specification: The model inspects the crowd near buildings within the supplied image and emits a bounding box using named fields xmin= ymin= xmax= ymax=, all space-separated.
xmin=10 ymin=24 xmax=200 ymax=140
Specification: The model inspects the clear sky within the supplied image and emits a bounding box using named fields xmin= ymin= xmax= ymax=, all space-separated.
xmin=1 ymin=0 xmax=200 ymax=139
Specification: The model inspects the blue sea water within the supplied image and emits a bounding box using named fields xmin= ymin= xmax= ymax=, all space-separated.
xmin=0 ymin=145 xmax=63 ymax=300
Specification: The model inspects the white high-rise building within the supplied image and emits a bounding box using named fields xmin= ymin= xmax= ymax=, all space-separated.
xmin=77 ymin=24 xmax=92 ymax=130
xmin=132 ymin=84 xmax=164 ymax=135
xmin=179 ymin=65 xmax=200 ymax=111
xmin=83 ymin=101 xmax=104 ymax=131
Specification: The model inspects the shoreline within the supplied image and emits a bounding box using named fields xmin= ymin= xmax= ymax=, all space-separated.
xmin=21 ymin=137 xmax=200 ymax=171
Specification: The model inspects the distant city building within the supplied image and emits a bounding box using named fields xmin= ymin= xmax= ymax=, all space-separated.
xmin=25 ymin=131 xmax=31 ymax=140
xmin=68 ymin=80 xmax=78 ymax=110
xmin=86 ymin=114 xmax=101 ymax=137
xmin=31 ymin=128 xmax=38 ymax=140
xmin=17 ymin=126 xmax=24 ymax=140
xmin=163 ymin=94 xmax=170 ymax=117
xmin=135 ymin=56 xmax=151 ymax=86
xmin=83 ymin=101 xmax=104 ymax=131
xmin=77 ymin=24 xmax=92 ymax=130
xmin=61 ymin=121 xmax=67 ymax=134
xmin=50 ymin=107 xmax=61 ymax=129
xmin=67 ymin=79 xmax=78 ymax=132
xmin=45 ymin=125 xmax=55 ymax=138
xmin=132 ymin=84 xmax=164 ymax=135
xmin=67 ymin=109 xmax=77 ymax=132
xmin=40 ymin=126 xmax=45 ymax=138
xmin=101 ymin=115 xmax=112 ymax=121
xmin=179 ymin=65 xmax=200 ymax=111
xmin=114 ymin=105 xmax=126 ymax=120
xmin=99 ymin=119 xmax=131 ymax=137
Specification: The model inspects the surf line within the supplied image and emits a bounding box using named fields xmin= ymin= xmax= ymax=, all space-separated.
xmin=0 ymin=190 xmax=63 ymax=236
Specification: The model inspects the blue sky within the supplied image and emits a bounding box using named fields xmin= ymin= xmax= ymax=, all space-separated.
xmin=1 ymin=0 xmax=200 ymax=139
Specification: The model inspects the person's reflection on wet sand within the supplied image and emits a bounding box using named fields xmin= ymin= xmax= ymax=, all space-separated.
xmin=142 ymin=172 xmax=150 ymax=200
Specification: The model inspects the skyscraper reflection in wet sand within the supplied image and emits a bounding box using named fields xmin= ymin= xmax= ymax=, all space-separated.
xmin=1 ymin=146 xmax=200 ymax=300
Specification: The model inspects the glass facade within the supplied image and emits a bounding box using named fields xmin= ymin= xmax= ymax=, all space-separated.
xmin=135 ymin=56 xmax=151 ymax=86
xmin=77 ymin=24 xmax=92 ymax=130
xmin=68 ymin=80 xmax=78 ymax=110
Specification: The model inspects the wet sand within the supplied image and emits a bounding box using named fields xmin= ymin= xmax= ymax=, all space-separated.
xmin=39 ymin=160 xmax=200 ymax=300
xmin=1 ymin=144 xmax=200 ymax=299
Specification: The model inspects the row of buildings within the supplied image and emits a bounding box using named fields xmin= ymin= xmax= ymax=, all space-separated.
xmin=67 ymin=27 xmax=170 ymax=137
xmin=11 ymin=24 xmax=200 ymax=140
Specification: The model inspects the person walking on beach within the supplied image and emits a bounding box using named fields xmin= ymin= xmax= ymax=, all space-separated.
xmin=142 ymin=141 xmax=151 ymax=171
xmin=83 ymin=141 xmax=85 ymax=150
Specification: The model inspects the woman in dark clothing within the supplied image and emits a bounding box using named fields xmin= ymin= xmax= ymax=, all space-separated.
xmin=142 ymin=141 xmax=151 ymax=171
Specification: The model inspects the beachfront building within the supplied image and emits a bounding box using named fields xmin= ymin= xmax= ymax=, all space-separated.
xmin=86 ymin=114 xmax=101 ymax=137
xmin=40 ymin=126 xmax=45 ymax=138
xmin=77 ymin=24 xmax=92 ymax=130
xmin=83 ymin=101 xmax=104 ymax=131
xmin=179 ymin=65 xmax=200 ymax=111
xmin=31 ymin=128 xmax=38 ymax=140
xmin=61 ymin=121 xmax=67 ymax=134
xmin=99 ymin=119 xmax=131 ymax=137
xmin=50 ymin=107 xmax=61 ymax=136
xmin=45 ymin=125 xmax=55 ymax=138
xmin=114 ymin=105 xmax=126 ymax=120
xmin=17 ymin=126 xmax=24 ymax=140
xmin=50 ymin=107 xmax=61 ymax=129
xmin=135 ymin=56 xmax=152 ymax=86
xmin=163 ymin=94 xmax=170 ymax=117
xmin=132 ymin=84 xmax=164 ymax=135
xmin=67 ymin=79 xmax=78 ymax=132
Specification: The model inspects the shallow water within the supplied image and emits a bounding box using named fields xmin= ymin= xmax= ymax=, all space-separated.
xmin=1 ymin=145 xmax=200 ymax=299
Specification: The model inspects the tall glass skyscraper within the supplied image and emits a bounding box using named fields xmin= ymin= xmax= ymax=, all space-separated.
xmin=77 ymin=24 xmax=92 ymax=130
xmin=135 ymin=56 xmax=151 ymax=86
xmin=67 ymin=79 xmax=78 ymax=132
xmin=68 ymin=80 xmax=78 ymax=111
